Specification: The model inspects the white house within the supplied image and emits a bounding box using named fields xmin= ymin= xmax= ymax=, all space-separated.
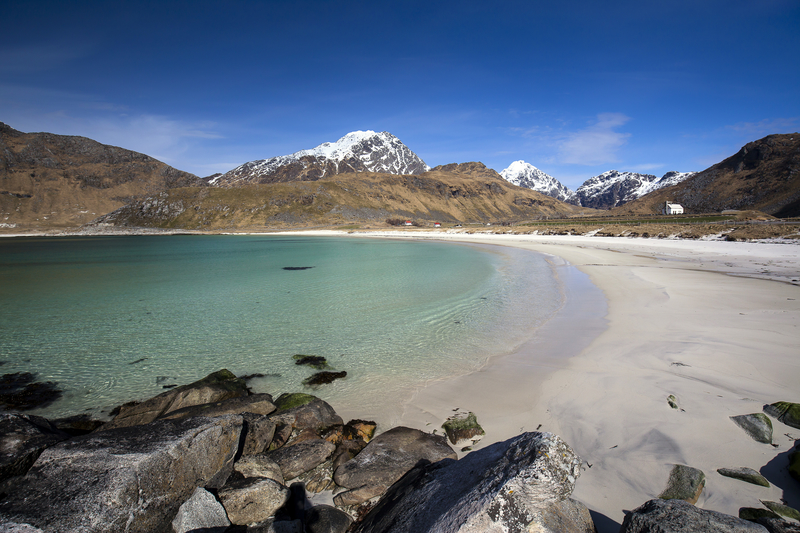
xmin=663 ymin=201 xmax=684 ymax=215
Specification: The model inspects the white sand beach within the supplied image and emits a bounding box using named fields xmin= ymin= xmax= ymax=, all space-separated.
xmin=287 ymin=230 xmax=800 ymax=531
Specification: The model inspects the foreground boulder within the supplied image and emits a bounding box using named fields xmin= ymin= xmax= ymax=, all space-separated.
xmin=731 ymin=414 xmax=774 ymax=444
xmin=621 ymin=498 xmax=767 ymax=533
xmin=764 ymin=402 xmax=800 ymax=430
xmin=171 ymin=487 xmax=231 ymax=533
xmin=217 ymin=477 xmax=290 ymax=526
xmin=658 ymin=464 xmax=705 ymax=504
xmin=352 ymin=432 xmax=585 ymax=533
xmin=103 ymin=369 xmax=250 ymax=429
xmin=159 ymin=392 xmax=276 ymax=421
xmin=333 ymin=426 xmax=457 ymax=506
xmin=0 ymin=415 xmax=242 ymax=533
xmin=0 ymin=413 xmax=68 ymax=483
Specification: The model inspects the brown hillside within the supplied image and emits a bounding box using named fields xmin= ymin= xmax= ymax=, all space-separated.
xmin=0 ymin=122 xmax=205 ymax=231
xmin=613 ymin=133 xmax=800 ymax=216
xmin=95 ymin=163 xmax=591 ymax=230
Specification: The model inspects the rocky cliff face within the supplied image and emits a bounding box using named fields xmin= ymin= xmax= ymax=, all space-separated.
xmin=0 ymin=122 xmax=205 ymax=230
xmin=211 ymin=131 xmax=430 ymax=187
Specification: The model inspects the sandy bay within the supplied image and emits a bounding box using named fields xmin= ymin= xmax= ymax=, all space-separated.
xmin=279 ymin=229 xmax=800 ymax=532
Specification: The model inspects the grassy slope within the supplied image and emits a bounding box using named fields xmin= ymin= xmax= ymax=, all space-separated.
xmin=98 ymin=169 xmax=593 ymax=230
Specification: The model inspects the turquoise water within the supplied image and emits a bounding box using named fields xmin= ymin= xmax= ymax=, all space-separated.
xmin=0 ymin=235 xmax=562 ymax=420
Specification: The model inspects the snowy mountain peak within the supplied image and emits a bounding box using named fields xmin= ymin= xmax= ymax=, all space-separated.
xmin=573 ymin=170 xmax=696 ymax=209
xmin=500 ymin=160 xmax=574 ymax=203
xmin=211 ymin=131 xmax=430 ymax=186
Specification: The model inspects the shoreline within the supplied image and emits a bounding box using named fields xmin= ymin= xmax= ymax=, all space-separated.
xmin=3 ymin=229 xmax=799 ymax=531
xmin=312 ymin=231 xmax=800 ymax=531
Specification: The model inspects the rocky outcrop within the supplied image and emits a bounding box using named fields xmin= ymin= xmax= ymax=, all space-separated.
xmin=717 ymin=467 xmax=770 ymax=487
xmin=267 ymin=438 xmax=336 ymax=480
xmin=333 ymin=426 xmax=457 ymax=506
xmin=658 ymin=464 xmax=706 ymax=504
xmin=621 ymin=498 xmax=767 ymax=533
xmin=171 ymin=487 xmax=231 ymax=533
xmin=352 ymin=432 xmax=584 ymax=533
xmin=0 ymin=415 xmax=242 ymax=533
xmin=731 ymin=413 xmax=774 ymax=444
xmin=764 ymin=402 xmax=800 ymax=429
xmin=102 ymin=369 xmax=250 ymax=429
xmin=218 ymin=477 xmax=290 ymax=525
xmin=0 ymin=413 xmax=68 ymax=483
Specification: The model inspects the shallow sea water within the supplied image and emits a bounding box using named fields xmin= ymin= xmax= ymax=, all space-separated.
xmin=0 ymin=235 xmax=562 ymax=420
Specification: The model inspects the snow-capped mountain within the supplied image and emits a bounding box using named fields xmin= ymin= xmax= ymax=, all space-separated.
xmin=573 ymin=170 xmax=696 ymax=209
xmin=500 ymin=161 xmax=575 ymax=203
xmin=210 ymin=131 xmax=430 ymax=186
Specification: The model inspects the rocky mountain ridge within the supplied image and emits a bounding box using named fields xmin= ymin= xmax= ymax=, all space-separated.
xmin=572 ymin=169 xmax=696 ymax=209
xmin=613 ymin=133 xmax=800 ymax=216
xmin=211 ymin=131 xmax=430 ymax=187
xmin=95 ymin=162 xmax=588 ymax=230
xmin=498 ymin=159 xmax=695 ymax=209
xmin=0 ymin=122 xmax=205 ymax=230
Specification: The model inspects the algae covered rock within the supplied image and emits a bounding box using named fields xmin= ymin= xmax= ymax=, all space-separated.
xmin=789 ymin=442 xmax=800 ymax=482
xmin=442 ymin=411 xmax=485 ymax=446
xmin=731 ymin=413 xmax=774 ymax=444
xmin=659 ymin=464 xmax=706 ymax=504
xmin=761 ymin=501 xmax=800 ymax=521
xmin=104 ymin=369 xmax=250 ymax=429
xmin=718 ymin=467 xmax=770 ymax=487
xmin=764 ymin=402 xmax=800 ymax=429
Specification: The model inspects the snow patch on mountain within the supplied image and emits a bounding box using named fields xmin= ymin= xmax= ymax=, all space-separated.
xmin=210 ymin=131 xmax=430 ymax=186
xmin=500 ymin=161 xmax=575 ymax=203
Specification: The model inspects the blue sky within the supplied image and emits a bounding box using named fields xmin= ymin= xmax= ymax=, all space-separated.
xmin=1 ymin=0 xmax=798 ymax=189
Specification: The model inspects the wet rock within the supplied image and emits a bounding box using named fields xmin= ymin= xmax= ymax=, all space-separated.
xmin=240 ymin=413 xmax=278 ymax=456
xmin=303 ymin=371 xmax=347 ymax=387
xmin=293 ymin=355 xmax=331 ymax=370
xmin=306 ymin=505 xmax=353 ymax=533
xmin=621 ymin=499 xmax=767 ymax=533
xmin=171 ymin=486 xmax=230 ymax=533
xmin=0 ymin=413 xmax=68 ymax=483
xmin=0 ymin=372 xmax=63 ymax=411
xmin=764 ymin=402 xmax=800 ymax=429
xmin=659 ymin=464 xmax=706 ymax=504
xmin=718 ymin=467 xmax=770 ymax=487
xmin=267 ymin=438 xmax=336 ymax=480
xmin=731 ymin=413 xmax=774 ymax=444
xmin=333 ymin=426 xmax=456 ymax=506
xmin=0 ymin=415 xmax=242 ymax=533
xmin=103 ymin=369 xmax=250 ymax=429
xmin=234 ymin=455 xmax=285 ymax=485
xmin=352 ymin=432 xmax=584 ymax=533
xmin=218 ymin=477 xmax=290 ymax=526
xmin=159 ymin=392 xmax=276 ymax=420
xmin=442 ymin=411 xmax=485 ymax=446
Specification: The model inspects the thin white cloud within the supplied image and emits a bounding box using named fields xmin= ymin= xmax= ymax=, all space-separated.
xmin=557 ymin=113 xmax=631 ymax=166
xmin=0 ymin=43 xmax=92 ymax=74
xmin=726 ymin=118 xmax=800 ymax=137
